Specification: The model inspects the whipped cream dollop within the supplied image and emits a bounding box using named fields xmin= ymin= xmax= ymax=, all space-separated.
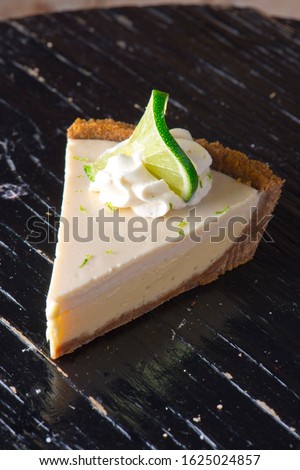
xmin=89 ymin=129 xmax=212 ymax=218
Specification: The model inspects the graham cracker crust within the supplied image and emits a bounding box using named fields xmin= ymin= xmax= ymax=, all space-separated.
xmin=53 ymin=119 xmax=284 ymax=358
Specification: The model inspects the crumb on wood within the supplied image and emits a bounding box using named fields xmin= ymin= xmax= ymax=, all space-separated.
xmin=224 ymin=372 xmax=233 ymax=380
xmin=256 ymin=399 xmax=280 ymax=419
xmin=89 ymin=396 xmax=108 ymax=416
xmin=187 ymin=299 xmax=197 ymax=311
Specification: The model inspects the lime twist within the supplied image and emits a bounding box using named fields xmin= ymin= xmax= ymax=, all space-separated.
xmin=85 ymin=90 xmax=198 ymax=202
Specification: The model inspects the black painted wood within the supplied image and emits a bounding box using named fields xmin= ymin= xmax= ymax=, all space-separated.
xmin=0 ymin=5 xmax=299 ymax=450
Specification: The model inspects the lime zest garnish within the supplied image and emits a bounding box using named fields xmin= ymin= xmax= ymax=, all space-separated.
xmin=169 ymin=202 xmax=173 ymax=210
xmin=80 ymin=204 xmax=87 ymax=213
xmin=207 ymin=170 xmax=212 ymax=181
xmin=178 ymin=220 xmax=188 ymax=228
xmin=177 ymin=220 xmax=187 ymax=236
xmin=105 ymin=250 xmax=113 ymax=254
xmin=215 ymin=205 xmax=230 ymax=215
xmin=79 ymin=254 xmax=92 ymax=268
xmin=76 ymin=189 xmax=82 ymax=193
xmin=199 ymin=177 xmax=203 ymax=188
xmin=84 ymin=164 xmax=96 ymax=182
xmin=106 ymin=202 xmax=118 ymax=212
xmin=77 ymin=175 xmax=84 ymax=178
xmin=73 ymin=156 xmax=90 ymax=162
xmin=88 ymin=90 xmax=198 ymax=202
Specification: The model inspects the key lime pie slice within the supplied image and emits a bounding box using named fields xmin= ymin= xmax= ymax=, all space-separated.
xmin=46 ymin=90 xmax=283 ymax=359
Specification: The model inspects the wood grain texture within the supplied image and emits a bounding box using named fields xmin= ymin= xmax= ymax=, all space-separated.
xmin=0 ymin=5 xmax=299 ymax=449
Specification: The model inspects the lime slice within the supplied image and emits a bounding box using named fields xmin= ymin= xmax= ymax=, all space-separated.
xmin=85 ymin=90 xmax=198 ymax=201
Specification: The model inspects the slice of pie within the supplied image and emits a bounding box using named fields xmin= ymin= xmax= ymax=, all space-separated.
xmin=46 ymin=118 xmax=283 ymax=359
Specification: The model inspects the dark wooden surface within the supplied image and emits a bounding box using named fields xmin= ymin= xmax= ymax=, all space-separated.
xmin=0 ymin=5 xmax=300 ymax=450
